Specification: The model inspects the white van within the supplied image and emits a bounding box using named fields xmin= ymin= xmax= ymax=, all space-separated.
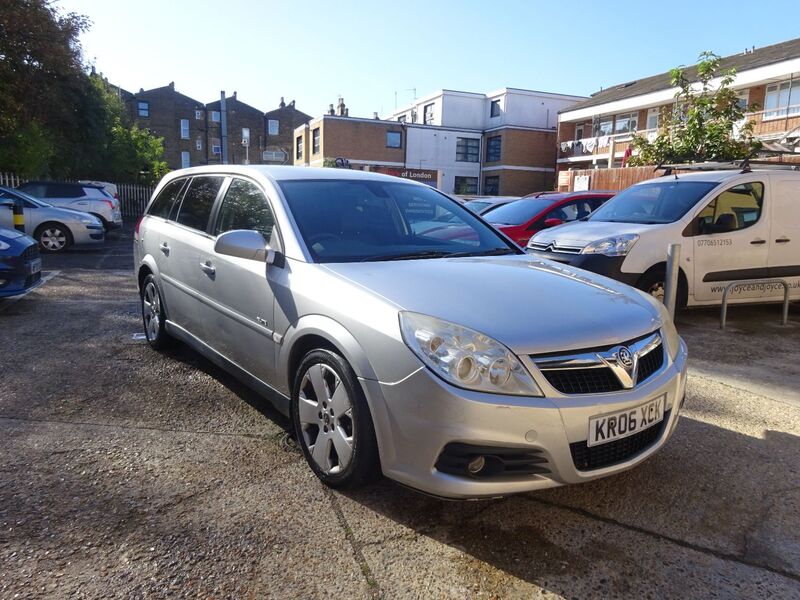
xmin=528 ymin=166 xmax=799 ymax=307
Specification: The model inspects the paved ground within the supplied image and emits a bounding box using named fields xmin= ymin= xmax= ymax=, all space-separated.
xmin=1 ymin=230 xmax=799 ymax=599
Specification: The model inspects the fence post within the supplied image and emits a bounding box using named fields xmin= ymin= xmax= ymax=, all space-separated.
xmin=664 ymin=243 xmax=681 ymax=318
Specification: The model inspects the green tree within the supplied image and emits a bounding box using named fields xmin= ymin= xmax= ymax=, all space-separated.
xmin=629 ymin=52 xmax=762 ymax=166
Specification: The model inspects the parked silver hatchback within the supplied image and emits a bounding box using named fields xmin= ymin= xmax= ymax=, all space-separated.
xmin=134 ymin=166 xmax=688 ymax=499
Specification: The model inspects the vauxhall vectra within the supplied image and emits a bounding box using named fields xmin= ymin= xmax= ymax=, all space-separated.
xmin=134 ymin=166 xmax=687 ymax=498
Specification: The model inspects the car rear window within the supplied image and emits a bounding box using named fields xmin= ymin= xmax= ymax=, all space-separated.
xmin=174 ymin=176 xmax=224 ymax=231
xmin=46 ymin=183 xmax=84 ymax=198
xmin=485 ymin=198 xmax=556 ymax=225
xmin=148 ymin=178 xmax=187 ymax=219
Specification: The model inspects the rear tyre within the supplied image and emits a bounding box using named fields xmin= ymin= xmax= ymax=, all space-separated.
xmin=35 ymin=222 xmax=73 ymax=253
xmin=140 ymin=274 xmax=172 ymax=350
xmin=291 ymin=349 xmax=380 ymax=489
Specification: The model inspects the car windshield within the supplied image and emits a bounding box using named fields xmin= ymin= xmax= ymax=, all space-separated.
xmin=589 ymin=180 xmax=719 ymax=224
xmin=278 ymin=179 xmax=520 ymax=263
xmin=485 ymin=198 xmax=558 ymax=225
xmin=2 ymin=188 xmax=51 ymax=207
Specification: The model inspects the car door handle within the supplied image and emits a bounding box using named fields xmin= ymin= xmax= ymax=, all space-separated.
xmin=750 ymin=239 xmax=766 ymax=245
xmin=199 ymin=261 xmax=216 ymax=275
xmin=775 ymin=237 xmax=791 ymax=243
xmin=159 ymin=242 xmax=170 ymax=255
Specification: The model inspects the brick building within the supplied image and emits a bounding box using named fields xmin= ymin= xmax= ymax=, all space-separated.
xmin=126 ymin=82 xmax=207 ymax=170
xmin=204 ymin=92 xmax=268 ymax=165
xmin=556 ymin=37 xmax=800 ymax=175
xmin=295 ymin=89 xmax=585 ymax=196
xmin=264 ymin=98 xmax=312 ymax=165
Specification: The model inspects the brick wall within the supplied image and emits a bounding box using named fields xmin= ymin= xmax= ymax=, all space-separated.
xmin=317 ymin=118 xmax=405 ymax=164
xmin=265 ymin=101 xmax=311 ymax=165
xmin=486 ymin=169 xmax=553 ymax=196
xmin=205 ymin=95 xmax=267 ymax=165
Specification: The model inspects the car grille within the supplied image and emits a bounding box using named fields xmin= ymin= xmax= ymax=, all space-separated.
xmin=436 ymin=443 xmax=550 ymax=479
xmin=22 ymin=244 xmax=40 ymax=262
xmin=541 ymin=367 xmax=623 ymax=394
xmin=24 ymin=271 xmax=41 ymax=288
xmin=531 ymin=331 xmax=665 ymax=395
xmin=637 ymin=343 xmax=664 ymax=384
xmin=528 ymin=241 xmax=583 ymax=254
xmin=570 ymin=411 xmax=669 ymax=471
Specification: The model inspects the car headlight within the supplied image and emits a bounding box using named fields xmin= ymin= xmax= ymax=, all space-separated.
xmin=581 ymin=234 xmax=639 ymax=257
xmin=399 ymin=311 xmax=543 ymax=396
xmin=79 ymin=216 xmax=96 ymax=224
xmin=0 ymin=241 xmax=10 ymax=251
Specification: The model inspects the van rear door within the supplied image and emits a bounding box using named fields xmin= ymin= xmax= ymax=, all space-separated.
xmin=768 ymin=175 xmax=800 ymax=300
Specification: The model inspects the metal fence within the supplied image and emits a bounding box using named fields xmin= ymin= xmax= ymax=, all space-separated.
xmin=0 ymin=172 xmax=154 ymax=220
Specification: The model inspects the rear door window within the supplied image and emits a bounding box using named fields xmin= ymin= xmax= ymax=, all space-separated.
xmin=175 ymin=176 xmax=224 ymax=232
xmin=46 ymin=183 xmax=83 ymax=198
xmin=148 ymin=178 xmax=187 ymax=219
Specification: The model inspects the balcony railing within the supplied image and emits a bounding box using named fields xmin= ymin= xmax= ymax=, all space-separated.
xmin=558 ymin=129 xmax=658 ymax=160
xmin=744 ymin=103 xmax=800 ymax=139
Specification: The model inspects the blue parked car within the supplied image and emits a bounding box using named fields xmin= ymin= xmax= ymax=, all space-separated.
xmin=0 ymin=226 xmax=43 ymax=298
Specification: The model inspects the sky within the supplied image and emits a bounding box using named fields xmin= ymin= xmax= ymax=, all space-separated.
xmin=57 ymin=0 xmax=800 ymax=118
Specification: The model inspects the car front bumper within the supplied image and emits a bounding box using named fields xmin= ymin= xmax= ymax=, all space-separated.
xmin=526 ymin=250 xmax=641 ymax=287
xmin=73 ymin=224 xmax=106 ymax=245
xmin=361 ymin=338 xmax=688 ymax=499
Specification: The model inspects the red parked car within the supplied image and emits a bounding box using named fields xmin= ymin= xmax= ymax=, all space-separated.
xmin=484 ymin=191 xmax=615 ymax=246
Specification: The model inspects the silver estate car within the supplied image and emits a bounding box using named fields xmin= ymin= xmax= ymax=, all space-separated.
xmin=0 ymin=187 xmax=105 ymax=252
xmin=134 ymin=166 xmax=688 ymax=499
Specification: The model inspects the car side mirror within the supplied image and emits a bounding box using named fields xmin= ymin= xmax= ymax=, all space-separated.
xmin=543 ymin=218 xmax=563 ymax=228
xmin=215 ymin=229 xmax=275 ymax=264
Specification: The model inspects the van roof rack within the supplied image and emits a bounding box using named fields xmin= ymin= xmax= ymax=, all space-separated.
xmin=654 ymin=157 xmax=800 ymax=176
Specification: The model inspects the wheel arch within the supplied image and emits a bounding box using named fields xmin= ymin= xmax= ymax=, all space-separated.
xmin=34 ymin=220 xmax=74 ymax=249
xmin=637 ymin=261 xmax=689 ymax=307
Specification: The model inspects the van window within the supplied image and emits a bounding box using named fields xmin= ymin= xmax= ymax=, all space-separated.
xmin=148 ymin=178 xmax=187 ymax=219
xmin=696 ymin=182 xmax=764 ymax=234
xmin=175 ymin=176 xmax=224 ymax=231
xmin=589 ymin=181 xmax=718 ymax=224
xmin=215 ymin=178 xmax=276 ymax=241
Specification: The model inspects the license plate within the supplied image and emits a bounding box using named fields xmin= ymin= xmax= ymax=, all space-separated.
xmin=587 ymin=395 xmax=665 ymax=447
xmin=28 ymin=258 xmax=42 ymax=275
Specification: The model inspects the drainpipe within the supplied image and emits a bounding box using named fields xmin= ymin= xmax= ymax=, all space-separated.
xmin=220 ymin=91 xmax=229 ymax=164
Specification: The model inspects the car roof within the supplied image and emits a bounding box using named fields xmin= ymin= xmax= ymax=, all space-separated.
xmin=163 ymin=165 xmax=421 ymax=186
xmin=22 ymin=180 xmax=104 ymax=189
xmin=523 ymin=190 xmax=615 ymax=199
xmin=633 ymin=169 xmax=785 ymax=185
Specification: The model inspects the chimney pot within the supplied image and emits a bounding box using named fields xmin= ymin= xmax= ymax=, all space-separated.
xmin=169 ymin=81 xmax=174 ymax=89
xmin=280 ymin=96 xmax=286 ymax=108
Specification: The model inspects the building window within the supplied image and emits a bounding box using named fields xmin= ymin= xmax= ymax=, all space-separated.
xmin=137 ymin=101 xmax=149 ymax=117
xmin=196 ymin=138 xmax=202 ymax=151
xmin=456 ymin=137 xmax=479 ymax=162
xmin=484 ymin=176 xmax=500 ymax=196
xmin=764 ymin=80 xmax=800 ymax=119
xmin=490 ymin=100 xmax=501 ymax=118
xmin=646 ymin=108 xmax=660 ymax=130
xmin=211 ymin=111 xmax=221 ymax=123
xmin=423 ymin=103 xmax=435 ymax=125
xmin=397 ymin=115 xmax=406 ymax=123
xmin=575 ymin=124 xmax=585 ymax=140
xmin=386 ymin=131 xmax=402 ymax=148
xmin=181 ymin=151 xmax=190 ymax=169
xmin=595 ymin=116 xmax=613 ymax=136
xmin=312 ymin=128 xmax=320 ymax=154
xmin=212 ymin=138 xmax=221 ymax=155
xmin=486 ymin=136 xmax=501 ymax=162
xmin=195 ymin=110 xmax=203 ymax=120
xmin=296 ymin=135 xmax=303 ymax=159
xmin=454 ymin=176 xmax=478 ymax=195
xmin=614 ymin=112 xmax=638 ymax=134
xmin=268 ymin=119 xmax=279 ymax=135
xmin=242 ymin=127 xmax=250 ymax=143
xmin=180 ymin=119 xmax=189 ymax=139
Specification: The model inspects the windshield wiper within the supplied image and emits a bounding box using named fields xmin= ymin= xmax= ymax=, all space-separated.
xmin=362 ymin=250 xmax=455 ymax=262
xmin=446 ymin=248 xmax=518 ymax=258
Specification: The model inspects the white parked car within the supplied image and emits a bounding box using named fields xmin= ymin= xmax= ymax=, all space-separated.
xmin=528 ymin=166 xmax=799 ymax=307
xmin=17 ymin=181 xmax=123 ymax=232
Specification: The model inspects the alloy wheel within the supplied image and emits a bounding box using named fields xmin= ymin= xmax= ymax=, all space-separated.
xmin=40 ymin=227 xmax=67 ymax=252
xmin=297 ymin=363 xmax=355 ymax=475
xmin=648 ymin=281 xmax=665 ymax=303
xmin=142 ymin=281 xmax=161 ymax=341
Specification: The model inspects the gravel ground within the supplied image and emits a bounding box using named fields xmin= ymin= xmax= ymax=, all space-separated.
xmin=1 ymin=230 xmax=798 ymax=599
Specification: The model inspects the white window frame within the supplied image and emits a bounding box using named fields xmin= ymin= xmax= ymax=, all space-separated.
xmin=242 ymin=127 xmax=250 ymax=142
xmin=490 ymin=99 xmax=501 ymax=118
xmin=646 ymin=107 xmax=660 ymax=130
xmin=180 ymin=119 xmax=189 ymax=139
xmin=195 ymin=110 xmax=203 ymax=120
xmin=137 ymin=101 xmax=149 ymax=118
xmin=268 ymin=119 xmax=279 ymax=135
xmin=212 ymin=138 xmax=221 ymax=155
xmin=211 ymin=111 xmax=221 ymax=123
xmin=423 ymin=103 xmax=435 ymax=125
xmin=386 ymin=131 xmax=402 ymax=148
xmin=613 ymin=112 xmax=638 ymax=135
xmin=181 ymin=151 xmax=190 ymax=168
xmin=596 ymin=116 xmax=613 ymax=137
xmin=196 ymin=138 xmax=202 ymax=151
xmin=764 ymin=80 xmax=800 ymax=120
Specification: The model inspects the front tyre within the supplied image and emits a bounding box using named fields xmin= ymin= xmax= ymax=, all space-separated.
xmin=291 ymin=349 xmax=380 ymax=489
xmin=35 ymin=222 xmax=72 ymax=253
xmin=140 ymin=274 xmax=172 ymax=350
